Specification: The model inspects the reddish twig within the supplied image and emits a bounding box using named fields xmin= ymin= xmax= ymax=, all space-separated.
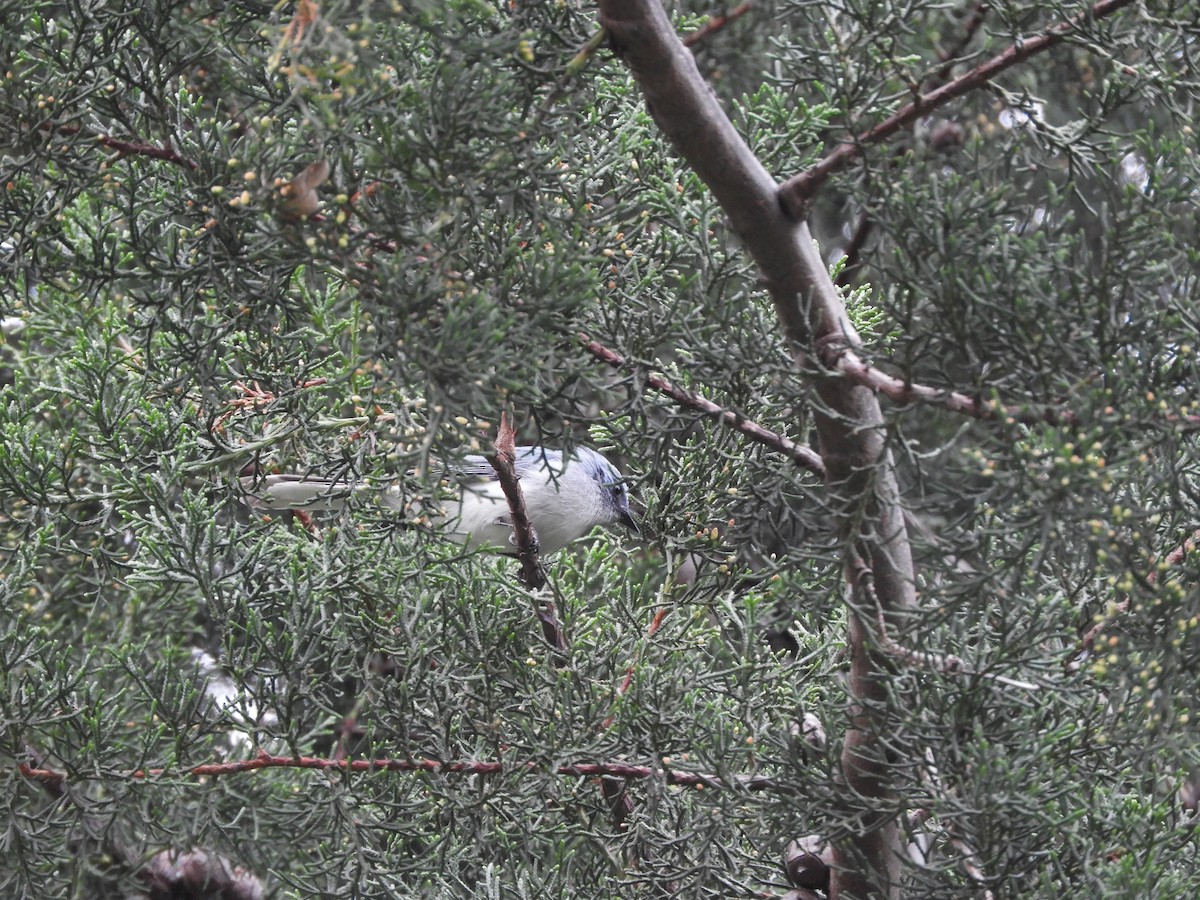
xmin=487 ymin=412 xmax=544 ymax=590
xmin=682 ymin=2 xmax=753 ymax=48
xmin=582 ymin=332 xmax=1074 ymax=453
xmin=487 ymin=414 xmax=570 ymax=659
xmin=96 ymin=134 xmax=199 ymax=170
xmin=580 ymin=334 xmax=827 ymax=476
xmin=18 ymin=751 xmax=785 ymax=792
xmin=36 ymin=118 xmax=195 ymax=169
xmin=779 ymin=0 xmax=1138 ymax=213
xmin=602 ymin=666 xmax=637 ymax=731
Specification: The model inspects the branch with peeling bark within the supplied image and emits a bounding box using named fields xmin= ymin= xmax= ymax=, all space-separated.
xmin=779 ymin=0 xmax=1139 ymax=213
xmin=487 ymin=414 xmax=544 ymax=589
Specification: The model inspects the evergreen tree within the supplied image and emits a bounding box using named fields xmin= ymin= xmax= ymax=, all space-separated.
xmin=3 ymin=1 xmax=1198 ymax=896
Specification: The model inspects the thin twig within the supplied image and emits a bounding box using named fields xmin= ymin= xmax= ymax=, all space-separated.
xmin=682 ymin=2 xmax=753 ymax=48
xmin=779 ymin=0 xmax=1138 ymax=213
xmin=930 ymin=2 xmax=992 ymax=89
xmin=913 ymin=748 xmax=997 ymax=899
xmin=46 ymin=124 xmax=200 ymax=170
xmin=584 ymin=329 xmax=1073 ymax=437
xmin=835 ymin=3 xmax=987 ymax=287
xmin=96 ymin=134 xmax=199 ymax=170
xmin=834 ymin=214 xmax=874 ymax=288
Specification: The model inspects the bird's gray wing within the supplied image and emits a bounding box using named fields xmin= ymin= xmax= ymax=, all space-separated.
xmin=452 ymin=448 xmax=563 ymax=483
xmin=453 ymin=455 xmax=501 ymax=483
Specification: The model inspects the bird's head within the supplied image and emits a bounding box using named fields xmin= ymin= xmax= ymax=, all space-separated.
xmin=571 ymin=447 xmax=639 ymax=535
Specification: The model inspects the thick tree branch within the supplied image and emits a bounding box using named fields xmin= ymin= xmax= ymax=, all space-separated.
xmin=598 ymin=2 xmax=917 ymax=896
xmin=580 ymin=334 xmax=827 ymax=476
xmin=779 ymin=0 xmax=1138 ymax=213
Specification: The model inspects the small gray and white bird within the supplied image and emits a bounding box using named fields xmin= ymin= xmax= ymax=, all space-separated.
xmin=240 ymin=445 xmax=638 ymax=556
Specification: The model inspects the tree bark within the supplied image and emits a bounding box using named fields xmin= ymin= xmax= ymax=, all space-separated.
xmin=597 ymin=2 xmax=917 ymax=896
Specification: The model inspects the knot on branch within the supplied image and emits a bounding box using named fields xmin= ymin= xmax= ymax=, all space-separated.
xmin=815 ymin=331 xmax=855 ymax=369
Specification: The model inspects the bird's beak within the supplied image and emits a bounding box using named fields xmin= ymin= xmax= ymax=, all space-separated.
xmin=617 ymin=507 xmax=640 ymax=536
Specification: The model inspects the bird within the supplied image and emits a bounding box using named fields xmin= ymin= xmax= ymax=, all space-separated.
xmin=239 ymin=445 xmax=638 ymax=556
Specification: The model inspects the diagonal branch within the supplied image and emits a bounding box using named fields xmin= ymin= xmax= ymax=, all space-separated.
xmin=779 ymin=0 xmax=1138 ymax=214
xmin=580 ymin=334 xmax=826 ymax=476
xmin=487 ymin=413 xmax=544 ymax=590
xmin=96 ymin=133 xmax=199 ymax=169
xmin=48 ymin=124 xmax=200 ymax=170
xmin=487 ymin=414 xmax=568 ymax=658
